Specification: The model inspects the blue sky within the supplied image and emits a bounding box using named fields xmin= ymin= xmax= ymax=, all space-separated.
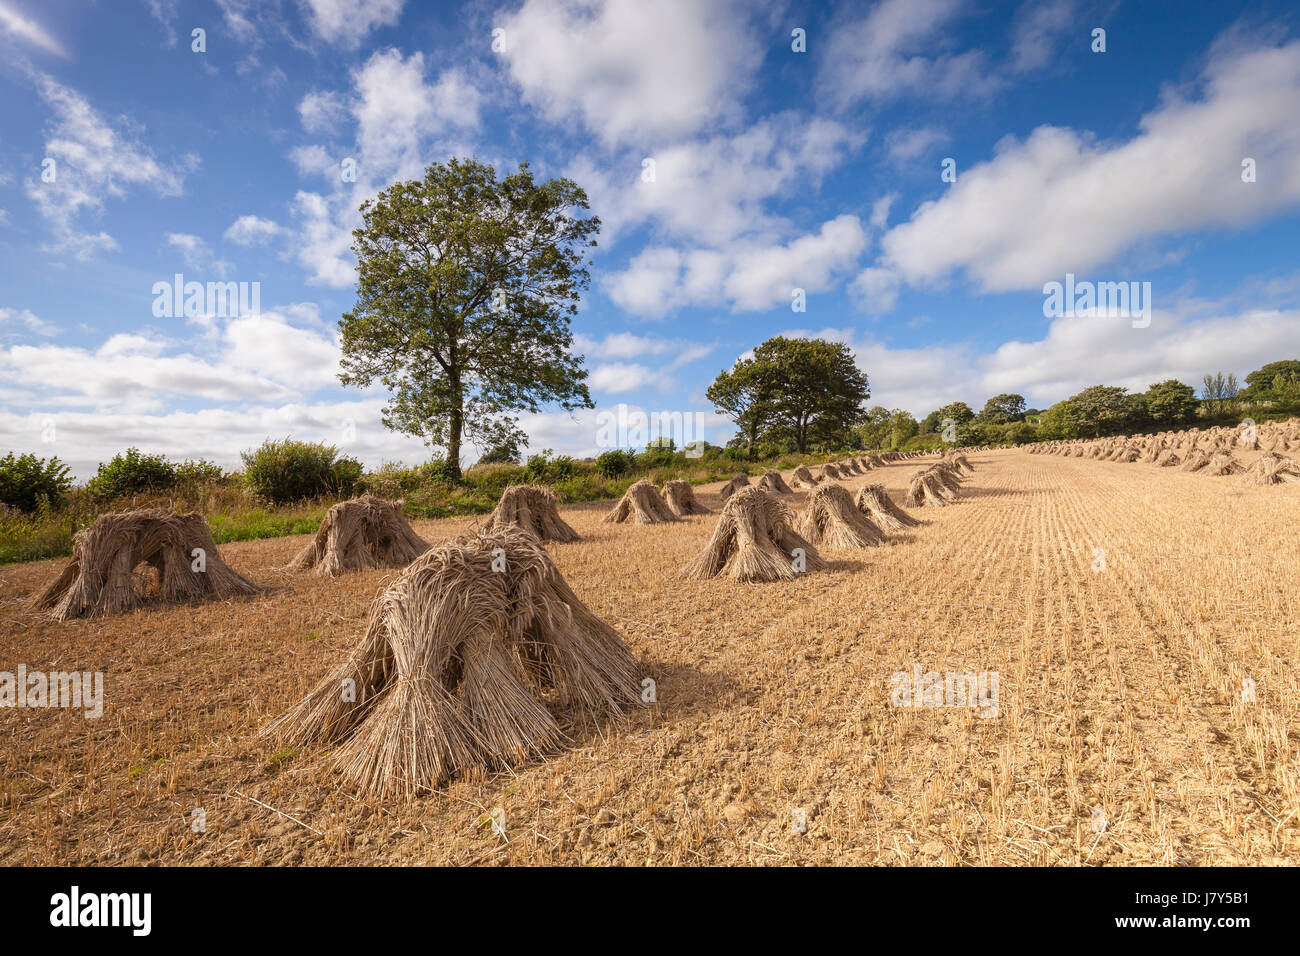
xmin=1 ymin=0 xmax=1299 ymax=478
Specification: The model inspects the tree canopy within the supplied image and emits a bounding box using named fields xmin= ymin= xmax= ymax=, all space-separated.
xmin=337 ymin=158 xmax=599 ymax=479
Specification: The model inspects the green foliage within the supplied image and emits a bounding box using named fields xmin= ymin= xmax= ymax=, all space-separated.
xmin=1243 ymin=359 xmax=1300 ymax=396
xmin=338 ymin=157 xmax=599 ymax=480
xmin=174 ymin=458 xmax=225 ymax=484
xmin=637 ymin=438 xmax=677 ymax=469
xmin=978 ymin=393 xmax=1026 ymax=424
xmin=476 ymin=440 xmax=522 ymax=466
xmin=525 ymin=448 xmax=576 ymax=483
xmin=240 ymin=438 xmax=361 ymax=504
xmin=0 ymin=452 xmax=72 ymax=513
xmin=936 ymin=402 xmax=975 ymax=427
xmin=595 ymin=448 xmax=634 ymax=478
xmin=1060 ymin=385 xmax=1135 ymax=438
xmin=708 ymin=336 xmax=869 ymax=454
xmin=87 ymin=448 xmax=177 ymax=499
xmin=1142 ymin=379 xmax=1198 ymax=428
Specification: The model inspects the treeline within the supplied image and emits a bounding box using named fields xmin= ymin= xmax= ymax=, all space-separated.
xmin=708 ymin=340 xmax=1300 ymax=454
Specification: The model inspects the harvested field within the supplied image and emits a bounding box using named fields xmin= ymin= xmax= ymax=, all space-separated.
xmin=3 ymin=449 xmax=1300 ymax=865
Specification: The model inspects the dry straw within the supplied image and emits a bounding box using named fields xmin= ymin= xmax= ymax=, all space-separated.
xmin=1202 ymin=452 xmax=1244 ymax=476
xmin=684 ymin=486 xmax=826 ymax=582
xmin=483 ymin=484 xmax=580 ymax=542
xmin=905 ymin=468 xmax=954 ymax=507
xmin=290 ymin=495 xmax=429 ymax=576
xmin=757 ymin=469 xmax=794 ymax=494
xmin=718 ymin=473 xmax=750 ymax=501
xmin=822 ymin=463 xmax=844 ymax=480
xmin=1242 ymin=452 xmax=1300 ymax=485
xmin=798 ymin=483 xmax=886 ymax=549
xmin=790 ymin=465 xmax=820 ymax=489
xmin=661 ymin=479 xmax=712 ymax=516
xmin=32 ymin=507 xmax=258 ymax=621
xmin=856 ymin=483 xmax=920 ymax=531
xmin=264 ymin=527 xmax=643 ymax=796
xmin=604 ymin=479 xmax=680 ymax=524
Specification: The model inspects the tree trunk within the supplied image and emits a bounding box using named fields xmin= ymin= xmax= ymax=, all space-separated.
xmin=447 ymin=367 xmax=463 ymax=481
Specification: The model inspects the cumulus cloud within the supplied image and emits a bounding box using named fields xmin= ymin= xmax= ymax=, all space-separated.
xmin=289 ymin=50 xmax=482 ymax=286
xmin=819 ymin=0 xmax=1000 ymax=109
xmin=223 ymin=215 xmax=282 ymax=246
xmin=26 ymin=74 xmax=193 ymax=258
xmin=605 ymin=215 xmax=869 ymax=317
xmin=497 ymin=0 xmax=762 ymax=147
xmin=875 ymin=37 xmax=1300 ymax=295
xmin=298 ymin=0 xmax=404 ymax=48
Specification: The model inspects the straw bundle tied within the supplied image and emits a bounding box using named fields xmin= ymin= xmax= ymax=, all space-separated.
xmin=684 ymin=486 xmax=826 ymax=583
xmin=1242 ymin=453 xmax=1300 ymax=485
xmin=264 ymin=527 xmax=644 ymax=796
xmin=719 ymin=473 xmax=750 ymax=501
xmin=290 ymin=495 xmax=429 ymax=576
xmin=661 ymin=479 xmax=712 ymax=516
xmin=483 ymin=484 xmax=580 ymax=542
xmin=756 ymin=470 xmax=794 ymax=494
xmin=856 ymin=483 xmax=920 ymax=531
xmin=790 ymin=465 xmax=820 ymax=489
xmin=798 ymin=483 xmax=886 ymax=549
xmin=32 ymin=507 xmax=259 ymax=621
xmin=603 ymin=479 xmax=680 ymax=524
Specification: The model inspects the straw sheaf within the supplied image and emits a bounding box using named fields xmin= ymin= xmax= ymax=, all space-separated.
xmin=264 ymin=526 xmax=643 ymax=796
xmin=683 ymin=486 xmax=826 ymax=583
xmin=289 ymin=494 xmax=429 ymax=576
xmin=483 ymin=484 xmax=580 ymax=542
xmin=603 ymin=479 xmax=680 ymax=524
xmin=31 ymin=507 xmax=259 ymax=621
xmin=798 ymin=483 xmax=886 ymax=549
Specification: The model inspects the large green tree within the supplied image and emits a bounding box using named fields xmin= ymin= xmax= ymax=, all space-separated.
xmin=1061 ymin=385 xmax=1134 ymax=437
xmin=1142 ymin=379 xmax=1198 ymax=428
xmin=337 ymin=158 xmax=599 ymax=479
xmin=978 ymin=393 xmax=1026 ymax=423
xmin=706 ymin=358 xmax=771 ymax=458
xmin=753 ymin=337 xmax=870 ymax=453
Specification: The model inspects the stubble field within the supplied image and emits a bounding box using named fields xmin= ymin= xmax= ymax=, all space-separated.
xmin=2 ymin=449 xmax=1298 ymax=865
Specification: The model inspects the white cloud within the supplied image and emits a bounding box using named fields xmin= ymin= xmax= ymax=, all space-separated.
xmin=26 ymin=74 xmax=193 ymax=258
xmin=297 ymin=0 xmax=404 ymax=48
xmin=0 ymin=306 xmax=58 ymax=337
xmin=819 ymin=0 xmax=999 ymax=109
xmin=884 ymin=127 xmax=949 ymax=165
xmin=498 ymin=0 xmax=762 ymax=146
xmin=298 ymin=89 xmax=349 ymax=134
xmin=877 ymin=37 xmax=1300 ymax=295
xmin=1009 ymin=0 xmax=1076 ymax=73
xmin=572 ymin=116 xmax=862 ymax=246
xmin=0 ymin=1 xmax=69 ymax=57
xmin=606 ymin=215 xmax=869 ymax=317
xmin=288 ymin=50 xmax=483 ymax=286
xmin=790 ymin=298 xmax=1300 ymax=418
xmin=224 ymin=215 xmax=282 ymax=246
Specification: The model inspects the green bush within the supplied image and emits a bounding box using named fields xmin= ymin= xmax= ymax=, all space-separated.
xmin=595 ymin=449 xmax=633 ymax=478
xmin=525 ymin=449 xmax=577 ymax=483
xmin=241 ymin=438 xmax=361 ymax=504
xmin=0 ymin=452 xmax=73 ymax=512
xmin=174 ymin=458 xmax=226 ymax=484
xmin=87 ymin=448 xmax=177 ymax=499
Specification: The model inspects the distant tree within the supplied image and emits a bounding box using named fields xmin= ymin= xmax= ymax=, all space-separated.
xmin=1061 ymin=385 xmax=1133 ymax=438
xmin=1243 ymin=360 xmax=1300 ymax=397
xmin=338 ymin=158 xmax=599 ymax=481
xmin=888 ymin=410 xmax=919 ymax=449
xmin=1200 ymin=371 xmax=1240 ymax=414
xmin=1143 ymin=379 xmax=1198 ymax=428
xmin=477 ymin=438 xmax=523 ymax=466
xmin=707 ymin=358 xmax=772 ymax=458
xmin=737 ymin=336 xmax=870 ymax=453
xmin=937 ymin=401 xmax=975 ymax=426
xmin=854 ymin=406 xmax=894 ymax=449
xmin=978 ymin=393 xmax=1027 ymax=424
